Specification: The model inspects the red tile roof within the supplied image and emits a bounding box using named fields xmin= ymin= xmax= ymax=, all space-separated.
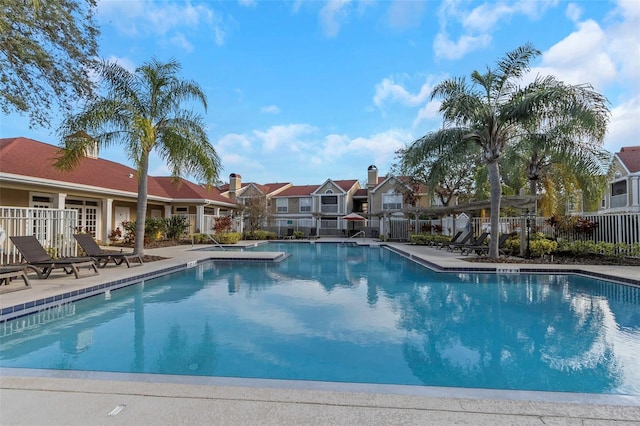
xmin=618 ymin=146 xmax=640 ymax=173
xmin=253 ymin=182 xmax=291 ymax=195
xmin=153 ymin=177 xmax=231 ymax=203
xmin=0 ymin=137 xmax=232 ymax=204
xmin=276 ymin=185 xmax=318 ymax=197
xmin=333 ymin=179 xmax=359 ymax=192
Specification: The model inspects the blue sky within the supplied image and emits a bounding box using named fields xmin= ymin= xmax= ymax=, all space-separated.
xmin=3 ymin=0 xmax=639 ymax=186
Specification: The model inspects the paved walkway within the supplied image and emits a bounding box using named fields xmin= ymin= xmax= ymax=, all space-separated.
xmin=1 ymin=239 xmax=639 ymax=425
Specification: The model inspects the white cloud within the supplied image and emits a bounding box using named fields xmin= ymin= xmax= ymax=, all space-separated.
xmin=604 ymin=98 xmax=640 ymax=153
xmin=220 ymin=153 xmax=264 ymax=174
xmin=348 ymin=130 xmax=412 ymax=164
xmin=216 ymin=133 xmax=252 ymax=151
xmin=213 ymin=26 xmax=226 ymax=46
xmin=321 ymin=134 xmax=352 ymax=157
xmin=373 ymin=76 xmax=433 ymax=109
xmin=433 ymin=0 xmax=557 ymax=60
xmin=606 ymin=0 xmax=640 ymax=93
xmin=463 ymin=1 xmax=557 ymax=33
xmin=238 ymin=0 xmax=257 ymax=7
xmin=320 ymin=129 xmax=411 ymax=165
xmin=260 ymin=105 xmax=281 ymax=114
xmin=462 ymin=2 xmax=515 ymax=33
xmin=565 ymin=3 xmax=583 ymax=22
xmin=433 ymin=32 xmax=492 ymax=60
xmin=412 ymin=100 xmax=442 ymax=128
xmin=372 ymin=74 xmax=442 ymax=130
xmin=169 ymin=33 xmax=193 ymax=52
xmin=386 ymin=0 xmax=426 ymax=30
xmin=319 ymin=0 xmax=351 ymax=37
xmin=253 ymin=124 xmax=317 ymax=152
xmin=97 ymin=0 xmax=226 ymax=46
xmin=534 ymin=20 xmax=616 ymax=88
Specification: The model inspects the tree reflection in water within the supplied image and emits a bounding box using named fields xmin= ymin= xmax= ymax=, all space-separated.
xmin=398 ymin=273 xmax=624 ymax=393
xmin=153 ymin=321 xmax=217 ymax=376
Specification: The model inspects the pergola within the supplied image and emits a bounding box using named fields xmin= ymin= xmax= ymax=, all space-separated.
xmin=370 ymin=195 xmax=539 ymax=253
xmin=399 ymin=195 xmax=539 ymax=217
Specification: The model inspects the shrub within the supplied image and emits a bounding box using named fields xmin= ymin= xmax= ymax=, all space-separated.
xmin=529 ymin=239 xmax=558 ymax=257
xmin=108 ymin=227 xmax=122 ymax=242
xmin=556 ymin=240 xmax=639 ymax=257
xmin=504 ymin=232 xmax=557 ymax=257
xmin=217 ymin=232 xmax=242 ymax=244
xmin=243 ymin=230 xmax=277 ymax=240
xmin=164 ymin=215 xmax=190 ymax=241
xmin=410 ymin=234 xmax=450 ymax=245
xmin=503 ymin=235 xmax=520 ymax=254
xmin=190 ymin=233 xmax=209 ymax=244
xmin=121 ymin=220 xmax=136 ymax=244
xmin=293 ymin=231 xmax=304 ymax=239
xmin=213 ymin=216 xmax=232 ymax=234
xmin=546 ymin=215 xmax=599 ymax=237
xmin=144 ymin=217 xmax=166 ymax=242
xmin=121 ymin=218 xmax=166 ymax=244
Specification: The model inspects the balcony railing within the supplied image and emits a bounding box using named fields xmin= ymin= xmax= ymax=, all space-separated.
xmin=320 ymin=205 xmax=338 ymax=213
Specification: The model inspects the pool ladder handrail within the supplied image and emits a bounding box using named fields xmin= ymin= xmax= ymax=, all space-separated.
xmin=342 ymin=230 xmax=366 ymax=245
xmin=191 ymin=234 xmax=226 ymax=250
xmin=207 ymin=234 xmax=226 ymax=251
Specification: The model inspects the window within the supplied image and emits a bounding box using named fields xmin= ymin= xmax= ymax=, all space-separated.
xmin=299 ymin=198 xmax=311 ymax=212
xmin=66 ymin=198 xmax=100 ymax=236
xmin=382 ymin=191 xmax=402 ymax=210
xmin=30 ymin=194 xmax=53 ymax=208
xmin=276 ymin=198 xmax=288 ymax=213
xmin=611 ymin=180 xmax=627 ymax=196
xmin=322 ymin=196 xmax=337 ymax=205
xmin=321 ymin=195 xmax=338 ymax=213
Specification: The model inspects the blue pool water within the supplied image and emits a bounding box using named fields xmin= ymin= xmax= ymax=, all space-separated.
xmin=1 ymin=243 xmax=639 ymax=395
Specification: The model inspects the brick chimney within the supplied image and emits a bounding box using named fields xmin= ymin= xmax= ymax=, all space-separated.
xmin=367 ymin=165 xmax=378 ymax=189
xmin=229 ymin=173 xmax=242 ymax=202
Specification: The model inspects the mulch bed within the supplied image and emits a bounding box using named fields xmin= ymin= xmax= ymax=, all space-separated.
xmin=141 ymin=255 xmax=169 ymax=263
xmin=99 ymin=244 xmax=171 ymax=263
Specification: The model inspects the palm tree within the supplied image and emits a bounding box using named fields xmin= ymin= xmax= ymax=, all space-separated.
xmin=507 ymin=85 xmax=611 ymax=211
xmin=502 ymin=132 xmax=610 ymax=216
xmin=55 ymin=58 xmax=221 ymax=256
xmin=407 ymin=44 xmax=609 ymax=258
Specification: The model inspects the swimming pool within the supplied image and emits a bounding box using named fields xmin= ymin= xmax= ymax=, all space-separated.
xmin=1 ymin=242 xmax=639 ymax=395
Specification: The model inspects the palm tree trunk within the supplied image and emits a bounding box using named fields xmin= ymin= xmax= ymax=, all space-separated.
xmin=529 ymin=178 xmax=537 ymax=197
xmin=134 ymin=153 xmax=149 ymax=256
xmin=487 ymin=160 xmax=502 ymax=258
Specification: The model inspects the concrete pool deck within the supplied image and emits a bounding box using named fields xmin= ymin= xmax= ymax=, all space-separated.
xmin=1 ymin=239 xmax=639 ymax=425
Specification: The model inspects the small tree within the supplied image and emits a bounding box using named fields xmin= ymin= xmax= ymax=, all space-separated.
xmin=242 ymin=195 xmax=269 ymax=232
xmin=213 ymin=216 xmax=232 ymax=234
